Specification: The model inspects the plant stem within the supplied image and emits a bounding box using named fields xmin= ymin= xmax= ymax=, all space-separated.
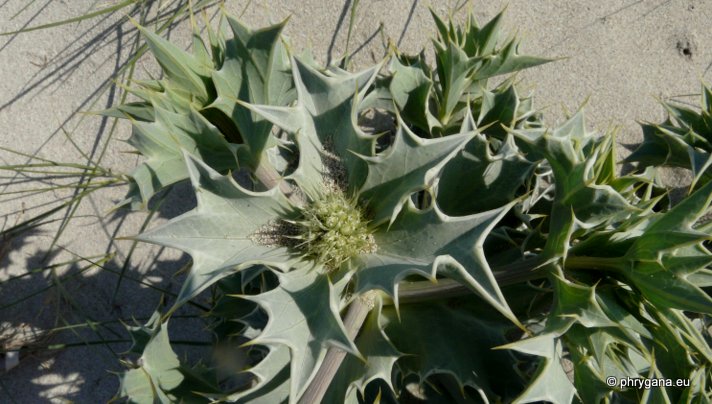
xmin=565 ymin=255 xmax=620 ymax=271
xmin=253 ymin=158 xmax=304 ymax=205
xmin=394 ymin=255 xmax=621 ymax=306
xmin=298 ymin=291 xmax=376 ymax=404
xmin=394 ymin=257 xmax=547 ymax=305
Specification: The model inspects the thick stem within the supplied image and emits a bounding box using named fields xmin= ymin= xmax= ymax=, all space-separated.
xmin=394 ymin=256 xmax=547 ymax=305
xmin=393 ymin=255 xmax=621 ymax=306
xmin=298 ymin=291 xmax=376 ymax=404
xmin=253 ymin=158 xmax=303 ymax=204
xmin=564 ymin=255 xmax=620 ymax=272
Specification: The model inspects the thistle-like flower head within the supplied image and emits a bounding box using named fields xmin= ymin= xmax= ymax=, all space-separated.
xmin=291 ymin=190 xmax=376 ymax=269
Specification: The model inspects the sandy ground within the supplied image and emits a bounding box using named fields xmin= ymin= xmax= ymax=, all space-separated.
xmin=0 ymin=0 xmax=711 ymax=402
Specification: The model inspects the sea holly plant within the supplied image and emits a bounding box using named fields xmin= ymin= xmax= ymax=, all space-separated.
xmin=108 ymin=12 xmax=296 ymax=208
xmin=369 ymin=9 xmax=549 ymax=138
xmin=366 ymin=9 xmax=549 ymax=218
xmin=111 ymin=8 xmax=712 ymax=404
xmin=627 ymin=84 xmax=712 ymax=190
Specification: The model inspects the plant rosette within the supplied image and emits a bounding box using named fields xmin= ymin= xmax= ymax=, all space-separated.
xmin=130 ymin=54 xmax=525 ymax=399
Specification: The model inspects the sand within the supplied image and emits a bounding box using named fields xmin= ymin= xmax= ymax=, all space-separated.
xmin=1 ymin=0 xmax=710 ymax=401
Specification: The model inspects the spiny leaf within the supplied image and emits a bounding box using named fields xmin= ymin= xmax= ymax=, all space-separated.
xmin=513 ymin=113 xmax=635 ymax=262
xmin=133 ymin=20 xmax=212 ymax=103
xmin=224 ymin=345 xmax=291 ymax=403
xmin=501 ymin=278 xmax=650 ymax=403
xmin=549 ymin=276 xmax=618 ymax=330
xmin=209 ymin=16 xmax=295 ymax=169
xmin=125 ymin=105 xmax=239 ymax=207
xmin=190 ymin=13 xmax=213 ymax=69
xmin=242 ymin=268 xmax=359 ymax=403
xmin=241 ymin=57 xmax=380 ymax=197
xmin=628 ymin=84 xmax=712 ymax=188
xmin=323 ymin=298 xmax=401 ymax=403
xmin=513 ymin=110 xmax=593 ymax=172
xmin=388 ymin=56 xmax=439 ymax=133
xmin=630 ymin=178 xmax=712 ymax=243
xmin=620 ymin=180 xmax=712 ymax=313
xmin=433 ymin=40 xmax=473 ymax=125
xmin=101 ymin=101 xmax=154 ymax=122
xmin=363 ymin=196 xmax=519 ymax=325
xmin=438 ymin=123 xmax=534 ymax=215
xmin=119 ymin=315 xmax=220 ymax=403
xmin=621 ymin=261 xmax=712 ymax=314
xmin=119 ymin=319 xmax=186 ymax=403
xmin=503 ymin=337 xmax=576 ymax=404
xmin=135 ymin=152 xmax=297 ymax=309
xmin=383 ymin=297 xmax=522 ymax=401
xmin=124 ymin=311 xmax=162 ymax=355
xmin=357 ymin=116 xmax=472 ymax=225
xmin=472 ymin=38 xmax=551 ymax=81
xmin=389 ymin=9 xmax=548 ymax=137
xmin=566 ymin=327 xmax=635 ymax=403
xmin=205 ymin=12 xmax=226 ymax=68
xmin=477 ymin=82 xmax=521 ymax=137
xmin=462 ymin=9 xmax=503 ymax=56
xmin=656 ymin=308 xmax=712 ymax=367
xmin=352 ymin=253 xmax=432 ymax=309
xmin=664 ymin=96 xmax=712 ymax=137
xmin=627 ymin=123 xmax=712 ymax=189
